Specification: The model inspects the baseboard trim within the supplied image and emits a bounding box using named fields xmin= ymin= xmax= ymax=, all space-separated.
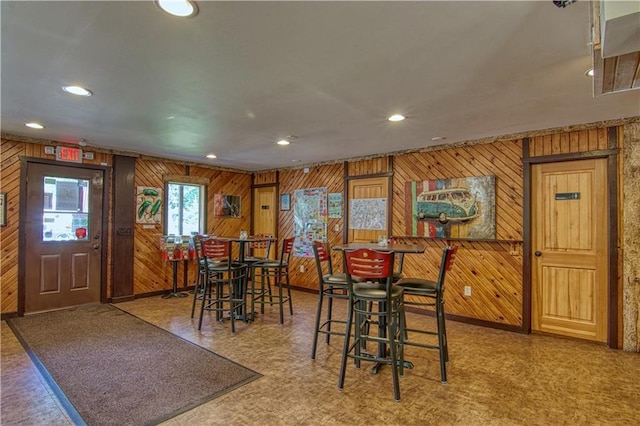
xmin=405 ymin=305 xmax=526 ymax=334
xmin=110 ymin=295 xmax=136 ymax=303
xmin=1 ymin=312 xmax=19 ymax=321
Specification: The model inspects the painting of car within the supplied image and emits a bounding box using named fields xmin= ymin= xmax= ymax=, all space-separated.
xmin=416 ymin=188 xmax=478 ymax=224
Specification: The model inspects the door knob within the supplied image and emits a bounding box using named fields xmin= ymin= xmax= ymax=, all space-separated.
xmin=93 ymin=244 xmax=100 ymax=250
xmin=534 ymin=251 xmax=542 ymax=257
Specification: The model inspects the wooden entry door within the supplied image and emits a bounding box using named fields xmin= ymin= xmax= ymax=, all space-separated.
xmin=347 ymin=176 xmax=389 ymax=243
xmin=252 ymin=185 xmax=276 ymax=259
xmin=531 ymin=159 xmax=608 ymax=342
xmin=24 ymin=162 xmax=105 ymax=313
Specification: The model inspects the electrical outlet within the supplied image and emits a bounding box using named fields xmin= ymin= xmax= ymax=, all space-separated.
xmin=334 ymin=224 xmax=340 ymax=232
xmin=300 ymin=265 xmax=305 ymax=273
xmin=464 ymin=286 xmax=472 ymax=297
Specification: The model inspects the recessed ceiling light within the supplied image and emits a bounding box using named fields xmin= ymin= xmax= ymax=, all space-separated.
xmin=62 ymin=85 xmax=93 ymax=96
xmin=156 ymin=0 xmax=198 ymax=18
xmin=277 ymin=140 xmax=290 ymax=146
xmin=206 ymin=154 xmax=217 ymax=159
xmin=585 ymin=68 xmax=594 ymax=77
xmin=387 ymin=114 xmax=406 ymax=122
xmin=25 ymin=122 xmax=44 ymax=129
xmin=431 ymin=136 xmax=446 ymax=141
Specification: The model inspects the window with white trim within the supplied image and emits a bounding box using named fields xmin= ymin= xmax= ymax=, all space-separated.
xmin=166 ymin=182 xmax=205 ymax=235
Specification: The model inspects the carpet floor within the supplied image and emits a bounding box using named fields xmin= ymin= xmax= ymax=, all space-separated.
xmin=7 ymin=303 xmax=261 ymax=426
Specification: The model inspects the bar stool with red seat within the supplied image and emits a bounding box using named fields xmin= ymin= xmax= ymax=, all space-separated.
xmin=243 ymin=234 xmax=273 ymax=264
xmin=198 ymin=238 xmax=249 ymax=333
xmin=250 ymin=237 xmax=295 ymax=324
xmin=190 ymin=234 xmax=220 ymax=319
xmin=311 ymin=240 xmax=351 ymax=359
xmin=395 ymin=245 xmax=457 ymax=383
xmin=243 ymin=234 xmax=274 ymax=313
xmin=338 ymin=248 xmax=405 ymax=402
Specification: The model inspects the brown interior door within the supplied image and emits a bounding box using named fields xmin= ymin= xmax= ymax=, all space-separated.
xmin=24 ymin=162 xmax=104 ymax=313
xmin=347 ymin=176 xmax=389 ymax=243
xmin=252 ymin=185 xmax=276 ymax=259
xmin=531 ymin=159 xmax=608 ymax=342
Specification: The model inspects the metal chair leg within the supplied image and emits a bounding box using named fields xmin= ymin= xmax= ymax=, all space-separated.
xmin=338 ymin=298 xmax=354 ymax=391
xmin=325 ymin=290 xmax=333 ymax=345
xmin=311 ymin=284 xmax=325 ymax=359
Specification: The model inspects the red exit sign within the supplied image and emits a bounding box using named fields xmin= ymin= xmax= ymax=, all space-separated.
xmin=56 ymin=146 xmax=83 ymax=163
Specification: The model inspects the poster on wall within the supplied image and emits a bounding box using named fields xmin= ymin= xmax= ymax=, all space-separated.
xmin=293 ymin=187 xmax=328 ymax=257
xmin=404 ymin=175 xmax=496 ymax=239
xmin=214 ymin=194 xmax=241 ymax=217
xmin=328 ymin=193 xmax=343 ymax=218
xmin=136 ymin=186 xmax=163 ymax=224
xmin=349 ymin=198 xmax=387 ymax=230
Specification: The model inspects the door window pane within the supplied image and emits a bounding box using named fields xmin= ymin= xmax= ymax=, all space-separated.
xmin=42 ymin=176 xmax=89 ymax=241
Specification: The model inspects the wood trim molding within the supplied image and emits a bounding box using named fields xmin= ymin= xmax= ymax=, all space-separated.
xmin=342 ymin=161 xmax=348 ymax=244
xmin=112 ymin=155 xmax=135 ymax=301
xmin=17 ymin=158 xmax=28 ymax=316
xmin=607 ymin=125 xmax=619 ymax=348
xmin=162 ymin=174 xmax=209 ymax=185
xmin=344 ymin=171 xmax=393 ymax=180
xmin=523 ymin=149 xmax=619 ymax=164
xmin=405 ymin=306 xmax=526 ymax=334
xmin=387 ymin=156 xmax=394 ymax=237
xmin=522 ymin=137 xmax=532 ymax=333
xmin=607 ymin=152 xmax=619 ymax=349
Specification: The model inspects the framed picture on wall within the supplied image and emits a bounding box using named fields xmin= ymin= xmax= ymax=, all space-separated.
xmin=214 ymin=194 xmax=241 ymax=218
xmin=280 ymin=193 xmax=291 ymax=211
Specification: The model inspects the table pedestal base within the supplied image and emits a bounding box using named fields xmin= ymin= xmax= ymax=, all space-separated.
xmin=370 ymin=359 xmax=414 ymax=374
xmin=161 ymin=292 xmax=188 ymax=299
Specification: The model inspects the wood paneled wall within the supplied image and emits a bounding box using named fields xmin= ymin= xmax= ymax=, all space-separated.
xmin=0 ymin=137 xmax=113 ymax=313
xmin=0 ymin=123 xmax=627 ymax=332
xmin=0 ymin=137 xmax=253 ymax=313
xmin=347 ymin=156 xmax=390 ymax=176
xmin=253 ymin=171 xmax=277 ymax=185
xmin=133 ymin=159 xmax=186 ymax=295
xmin=133 ymin=161 xmax=252 ymax=295
xmin=1 ymin=139 xmax=26 ymax=313
xmin=278 ymin=164 xmax=345 ymax=288
xmin=529 ymin=128 xmax=609 ymax=157
xmin=278 ymin=143 xmax=524 ymax=327
xmin=273 ymin=141 xmax=524 ymax=326
xmin=393 ymin=140 xmax=524 ymax=325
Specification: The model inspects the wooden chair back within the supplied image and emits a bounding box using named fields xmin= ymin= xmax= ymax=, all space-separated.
xmin=344 ymin=248 xmax=394 ymax=281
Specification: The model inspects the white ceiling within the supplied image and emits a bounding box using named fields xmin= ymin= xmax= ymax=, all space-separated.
xmin=2 ymin=1 xmax=639 ymax=171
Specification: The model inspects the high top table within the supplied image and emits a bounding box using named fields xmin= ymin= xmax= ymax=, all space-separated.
xmin=333 ymin=242 xmax=426 ymax=255
xmin=218 ymin=235 xmax=276 ymax=263
xmin=333 ymin=241 xmax=427 ymax=373
xmin=216 ymin=235 xmax=276 ymax=320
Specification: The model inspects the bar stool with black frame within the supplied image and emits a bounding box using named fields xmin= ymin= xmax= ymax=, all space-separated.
xmin=190 ymin=234 xmax=218 ymax=319
xmin=311 ymin=240 xmax=352 ymax=360
xmin=338 ymin=248 xmax=405 ymax=402
xmin=198 ymin=238 xmax=249 ymax=333
xmin=243 ymin=234 xmax=274 ymax=314
xmin=395 ymin=245 xmax=458 ymax=383
xmin=250 ymin=237 xmax=295 ymax=324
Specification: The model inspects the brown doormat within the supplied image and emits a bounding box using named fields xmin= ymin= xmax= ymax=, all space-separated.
xmin=7 ymin=304 xmax=261 ymax=425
